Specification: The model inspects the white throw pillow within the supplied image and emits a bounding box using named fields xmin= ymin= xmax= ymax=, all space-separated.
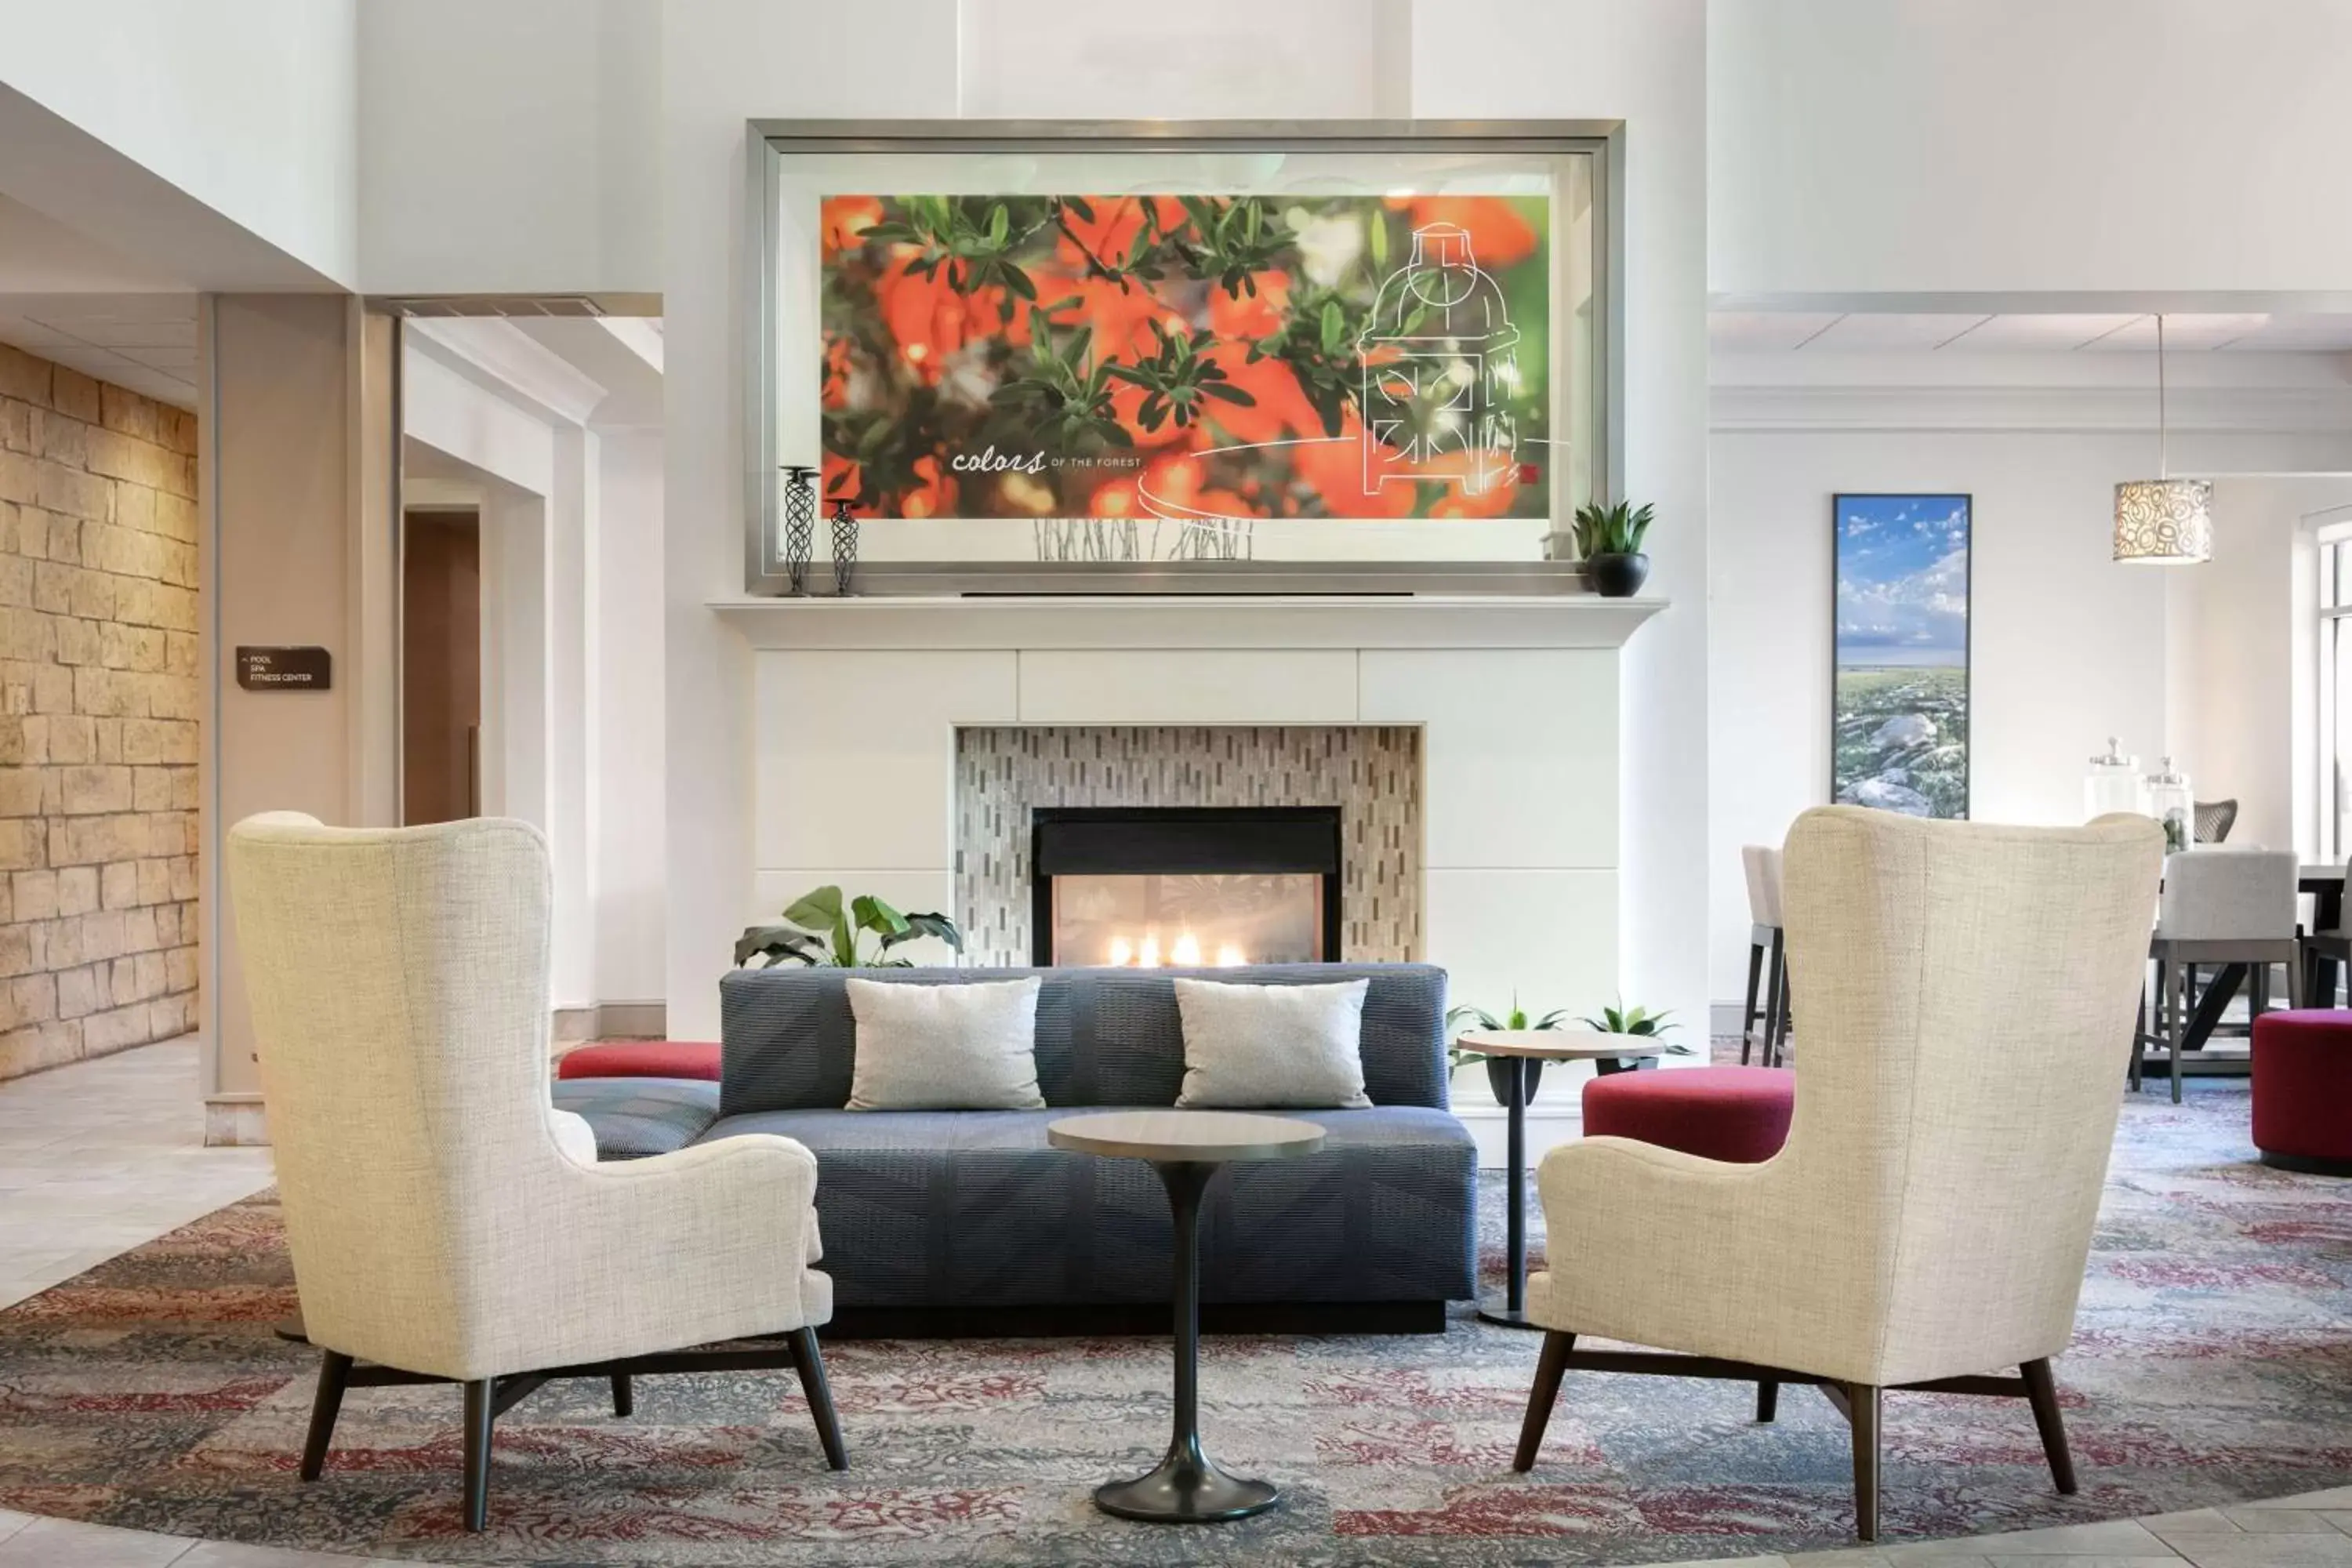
xmin=845 ymin=977 xmax=1046 ymax=1111
xmin=1172 ymin=977 xmax=1374 ymax=1109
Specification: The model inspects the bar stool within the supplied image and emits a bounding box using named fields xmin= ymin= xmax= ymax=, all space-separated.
xmin=2141 ymin=847 xmax=2301 ymax=1102
xmin=1740 ymin=844 xmax=1789 ymax=1066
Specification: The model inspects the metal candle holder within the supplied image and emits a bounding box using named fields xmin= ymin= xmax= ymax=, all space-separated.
xmin=829 ymin=498 xmax=860 ymax=596
xmin=779 ymin=465 xmax=818 ymax=594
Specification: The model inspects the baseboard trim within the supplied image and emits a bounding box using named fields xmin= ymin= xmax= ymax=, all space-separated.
xmin=825 ymin=1299 xmax=1449 ymax=1339
xmin=204 ymin=1095 xmax=269 ymax=1148
xmin=550 ymin=1001 xmax=669 ymax=1047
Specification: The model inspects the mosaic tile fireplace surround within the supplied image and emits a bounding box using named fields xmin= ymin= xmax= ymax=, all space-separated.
xmin=953 ymin=726 xmax=1422 ymax=969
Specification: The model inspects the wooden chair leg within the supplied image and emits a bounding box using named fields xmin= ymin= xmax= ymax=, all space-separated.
xmin=1513 ymin=1330 xmax=1575 ymax=1471
xmin=1765 ymin=932 xmax=1788 ymax=1067
xmin=610 ymin=1374 xmax=633 ymax=1418
xmin=1755 ymin=1378 xmax=1779 ymax=1423
xmin=299 ymin=1349 xmax=352 ymax=1481
xmin=2021 ymin=1358 xmax=2078 ymax=1494
xmin=1849 ymin=1382 xmax=1881 ymax=1542
xmin=787 ymin=1327 xmax=849 ymax=1471
xmin=462 ymin=1378 xmax=495 ymax=1533
xmin=1741 ymin=942 xmax=1764 ymax=1065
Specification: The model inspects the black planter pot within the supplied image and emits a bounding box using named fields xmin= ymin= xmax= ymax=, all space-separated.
xmin=1587 ymin=551 xmax=1650 ymax=597
xmin=1485 ymin=1055 xmax=1544 ymax=1106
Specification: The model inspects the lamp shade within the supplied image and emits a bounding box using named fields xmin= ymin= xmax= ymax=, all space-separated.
xmin=2113 ymin=478 xmax=2214 ymax=564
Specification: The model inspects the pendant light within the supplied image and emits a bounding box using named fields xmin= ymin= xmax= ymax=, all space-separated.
xmin=2112 ymin=314 xmax=2213 ymax=564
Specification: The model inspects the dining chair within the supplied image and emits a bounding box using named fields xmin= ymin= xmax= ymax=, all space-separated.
xmin=2142 ymin=847 xmax=2301 ymax=1103
xmin=1740 ymin=844 xmax=1790 ymax=1065
xmin=2193 ymin=798 xmax=2238 ymax=844
xmin=2299 ymin=853 xmax=2352 ymax=1009
xmin=1514 ymin=808 xmax=2164 ymax=1541
xmin=227 ymin=813 xmax=845 ymax=1530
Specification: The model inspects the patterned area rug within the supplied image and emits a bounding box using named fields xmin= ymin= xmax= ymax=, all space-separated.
xmin=2 ymin=1079 xmax=2350 ymax=1566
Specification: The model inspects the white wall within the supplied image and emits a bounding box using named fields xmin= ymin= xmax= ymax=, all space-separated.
xmin=1707 ymin=353 xmax=2352 ymax=1000
xmin=0 ymin=0 xmax=358 ymax=287
xmin=1414 ymin=0 xmax=1713 ymax=1032
xmin=1710 ymin=0 xmax=2352 ymax=299
xmin=358 ymin=0 xmax=661 ymax=296
xmin=592 ymin=430 xmax=668 ymax=1006
xmin=659 ymin=1 xmax=960 ymax=1040
xmin=2168 ymin=476 xmax=2352 ymax=861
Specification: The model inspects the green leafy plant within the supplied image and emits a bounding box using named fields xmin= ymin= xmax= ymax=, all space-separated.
xmin=1579 ymin=1000 xmax=1693 ymax=1051
xmin=1104 ymin=319 xmax=1255 ymax=434
xmin=860 ymin=195 xmax=1046 ymax=302
xmin=1443 ymin=996 xmax=1573 ymax=1073
xmin=735 ymin=885 xmax=964 ymax=969
xmin=990 ymin=306 xmax=1134 ymax=456
xmin=1571 ymin=499 xmax=1657 ymax=557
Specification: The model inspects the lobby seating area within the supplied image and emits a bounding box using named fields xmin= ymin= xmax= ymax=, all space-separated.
xmin=7 ymin=5 xmax=2352 ymax=1567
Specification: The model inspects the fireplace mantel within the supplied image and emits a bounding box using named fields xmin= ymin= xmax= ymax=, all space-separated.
xmin=711 ymin=593 xmax=1666 ymax=652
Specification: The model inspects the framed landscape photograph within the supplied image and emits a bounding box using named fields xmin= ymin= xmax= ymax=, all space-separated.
xmin=1832 ymin=494 xmax=1971 ymax=818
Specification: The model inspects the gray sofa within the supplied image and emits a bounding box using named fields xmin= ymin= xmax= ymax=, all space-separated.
xmin=697 ymin=964 xmax=1475 ymax=1335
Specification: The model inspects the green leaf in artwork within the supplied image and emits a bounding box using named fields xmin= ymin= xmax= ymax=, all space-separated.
xmin=988 ymin=203 xmax=1009 ymax=245
xmin=1320 ymin=300 xmax=1346 ymax=354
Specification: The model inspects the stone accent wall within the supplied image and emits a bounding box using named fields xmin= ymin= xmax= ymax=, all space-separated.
xmin=0 ymin=345 xmax=200 ymax=1081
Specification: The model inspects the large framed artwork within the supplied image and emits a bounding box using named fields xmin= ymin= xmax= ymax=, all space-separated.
xmin=1831 ymin=494 xmax=1971 ymax=818
xmin=746 ymin=123 xmax=1621 ymax=592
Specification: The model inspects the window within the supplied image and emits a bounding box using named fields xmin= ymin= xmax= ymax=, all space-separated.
xmin=2318 ymin=524 xmax=2352 ymax=861
xmin=746 ymin=122 xmax=1619 ymax=593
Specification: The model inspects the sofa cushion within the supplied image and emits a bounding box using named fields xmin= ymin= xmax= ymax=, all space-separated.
xmin=845 ymin=975 xmax=1045 ymax=1110
xmin=555 ymin=1040 xmax=721 ymax=1081
xmin=1173 ymin=976 xmax=1372 ymax=1109
xmin=552 ymin=1076 xmax=723 ymax=1160
xmin=719 ymin=964 xmax=1450 ymax=1116
xmin=692 ymin=1104 xmax=1475 ymax=1308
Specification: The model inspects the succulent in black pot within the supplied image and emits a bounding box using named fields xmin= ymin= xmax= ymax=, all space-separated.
xmin=1572 ymin=499 xmax=1655 ymax=597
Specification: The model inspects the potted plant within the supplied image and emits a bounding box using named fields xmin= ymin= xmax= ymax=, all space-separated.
xmin=1580 ymin=1000 xmax=1697 ymax=1060
xmin=1572 ymin=499 xmax=1655 ymax=598
xmin=735 ymin=885 xmax=964 ymax=967
xmin=1446 ymin=997 xmax=1573 ymax=1106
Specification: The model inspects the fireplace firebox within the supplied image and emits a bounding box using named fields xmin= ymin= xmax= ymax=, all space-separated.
xmin=1031 ymin=807 xmax=1344 ymax=967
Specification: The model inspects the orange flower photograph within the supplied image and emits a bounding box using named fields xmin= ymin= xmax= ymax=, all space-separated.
xmin=818 ymin=193 xmax=1552 ymax=524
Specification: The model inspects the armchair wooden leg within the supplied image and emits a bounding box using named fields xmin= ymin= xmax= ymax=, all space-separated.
xmin=1849 ymin=1382 xmax=1881 ymax=1542
xmin=1755 ymin=1379 xmax=1779 ymax=1423
xmin=786 ymin=1327 xmax=849 ymax=1471
xmin=299 ymin=1349 xmax=351 ymax=1481
xmin=2021 ymin=1358 xmax=2078 ymax=1494
xmin=2168 ymin=954 xmax=2187 ymax=1105
xmin=1513 ymin=1330 xmax=1575 ymax=1471
xmin=462 ymin=1378 xmax=494 ymax=1533
xmin=610 ymin=1374 xmax=633 ymax=1417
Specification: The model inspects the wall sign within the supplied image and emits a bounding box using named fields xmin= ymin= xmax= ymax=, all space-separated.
xmin=236 ymin=646 xmax=332 ymax=691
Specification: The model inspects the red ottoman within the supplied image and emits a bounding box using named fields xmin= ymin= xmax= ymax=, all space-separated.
xmin=555 ymin=1040 xmax=722 ymax=1082
xmin=2252 ymin=1010 xmax=2352 ymax=1175
xmin=1582 ymin=1065 xmax=1795 ymax=1163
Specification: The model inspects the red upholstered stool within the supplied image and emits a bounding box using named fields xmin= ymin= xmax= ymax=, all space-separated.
xmin=555 ymin=1040 xmax=722 ymax=1082
xmin=1581 ymin=1065 xmax=1795 ymax=1163
xmin=2252 ymin=1010 xmax=2352 ymax=1175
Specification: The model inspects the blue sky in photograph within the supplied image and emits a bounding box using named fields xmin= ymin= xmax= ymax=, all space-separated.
xmin=1835 ymin=494 xmax=1969 ymax=668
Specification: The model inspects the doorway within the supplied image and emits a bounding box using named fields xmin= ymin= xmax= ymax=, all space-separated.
xmin=401 ymin=508 xmax=481 ymax=825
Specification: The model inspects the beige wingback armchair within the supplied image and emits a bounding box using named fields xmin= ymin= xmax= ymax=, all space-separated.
xmin=1515 ymin=808 xmax=2163 ymax=1541
xmin=227 ymin=813 xmax=842 ymax=1530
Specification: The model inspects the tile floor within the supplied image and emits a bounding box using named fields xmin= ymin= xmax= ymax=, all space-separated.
xmin=2 ymin=1040 xmax=2347 ymax=1568
xmin=0 ymin=1040 xmax=275 ymax=1312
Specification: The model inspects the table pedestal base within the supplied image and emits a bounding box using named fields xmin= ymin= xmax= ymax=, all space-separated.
xmin=1095 ymin=1434 xmax=1279 ymax=1523
xmin=1476 ymin=1299 xmax=1541 ymax=1330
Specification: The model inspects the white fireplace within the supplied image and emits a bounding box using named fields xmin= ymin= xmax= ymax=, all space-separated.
xmin=729 ymin=593 xmax=1662 ymax=1159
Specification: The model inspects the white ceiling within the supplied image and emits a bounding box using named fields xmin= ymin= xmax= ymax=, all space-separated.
xmin=1710 ymin=310 xmax=2352 ymax=354
xmin=0 ymin=292 xmax=198 ymax=408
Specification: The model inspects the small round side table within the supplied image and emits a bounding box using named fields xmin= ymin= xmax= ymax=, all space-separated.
xmin=1047 ymin=1109 xmax=1325 ymax=1523
xmin=1458 ymin=1029 xmax=1677 ymax=1329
